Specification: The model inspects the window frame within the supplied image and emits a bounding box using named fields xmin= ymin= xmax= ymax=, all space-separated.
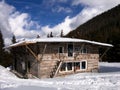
xmin=60 ymin=60 xmax=87 ymax=73
xmin=60 ymin=62 xmax=74 ymax=72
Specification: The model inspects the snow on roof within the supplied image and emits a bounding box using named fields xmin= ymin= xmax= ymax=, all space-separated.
xmin=5 ymin=37 xmax=113 ymax=48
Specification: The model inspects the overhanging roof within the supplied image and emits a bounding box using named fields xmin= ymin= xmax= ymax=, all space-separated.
xmin=5 ymin=37 xmax=113 ymax=48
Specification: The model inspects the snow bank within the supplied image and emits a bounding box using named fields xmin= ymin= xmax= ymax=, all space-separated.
xmin=0 ymin=65 xmax=17 ymax=78
xmin=0 ymin=62 xmax=120 ymax=90
xmin=99 ymin=62 xmax=120 ymax=73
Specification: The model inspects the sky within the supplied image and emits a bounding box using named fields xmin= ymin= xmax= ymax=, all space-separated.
xmin=0 ymin=0 xmax=120 ymax=45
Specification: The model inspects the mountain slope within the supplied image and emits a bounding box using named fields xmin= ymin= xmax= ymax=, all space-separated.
xmin=66 ymin=4 xmax=120 ymax=62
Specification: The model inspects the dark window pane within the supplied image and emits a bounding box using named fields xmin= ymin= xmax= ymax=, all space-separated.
xmin=60 ymin=63 xmax=66 ymax=71
xmin=81 ymin=61 xmax=86 ymax=69
xmin=67 ymin=62 xmax=72 ymax=70
xmin=68 ymin=44 xmax=73 ymax=57
xmin=59 ymin=47 xmax=63 ymax=53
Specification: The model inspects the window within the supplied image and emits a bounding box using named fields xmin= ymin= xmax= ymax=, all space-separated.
xmin=60 ymin=62 xmax=73 ymax=71
xmin=81 ymin=61 xmax=86 ymax=69
xmin=67 ymin=62 xmax=72 ymax=70
xmin=59 ymin=47 xmax=63 ymax=53
xmin=60 ymin=61 xmax=87 ymax=72
xmin=60 ymin=63 xmax=66 ymax=71
xmin=68 ymin=43 xmax=73 ymax=57
xmin=81 ymin=47 xmax=87 ymax=54
xmin=75 ymin=62 xmax=80 ymax=70
xmin=74 ymin=61 xmax=87 ymax=71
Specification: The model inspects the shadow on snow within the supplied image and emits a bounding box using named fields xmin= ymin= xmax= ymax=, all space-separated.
xmin=99 ymin=66 xmax=120 ymax=73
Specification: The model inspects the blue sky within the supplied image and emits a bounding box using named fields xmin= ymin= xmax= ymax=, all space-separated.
xmin=0 ymin=0 xmax=120 ymax=45
xmin=5 ymin=0 xmax=83 ymax=27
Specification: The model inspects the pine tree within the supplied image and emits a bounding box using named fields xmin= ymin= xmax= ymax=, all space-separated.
xmin=36 ymin=35 xmax=40 ymax=38
xmin=50 ymin=32 xmax=53 ymax=37
xmin=47 ymin=34 xmax=50 ymax=38
xmin=0 ymin=30 xmax=5 ymax=65
xmin=0 ymin=30 xmax=4 ymax=49
xmin=12 ymin=35 xmax=16 ymax=44
xmin=60 ymin=30 xmax=63 ymax=37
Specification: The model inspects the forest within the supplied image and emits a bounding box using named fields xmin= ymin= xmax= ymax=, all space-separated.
xmin=0 ymin=30 xmax=16 ymax=67
xmin=66 ymin=4 xmax=120 ymax=62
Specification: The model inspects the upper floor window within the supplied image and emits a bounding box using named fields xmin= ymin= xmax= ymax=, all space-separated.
xmin=81 ymin=47 xmax=87 ymax=54
xmin=58 ymin=47 xmax=64 ymax=53
xmin=68 ymin=43 xmax=73 ymax=57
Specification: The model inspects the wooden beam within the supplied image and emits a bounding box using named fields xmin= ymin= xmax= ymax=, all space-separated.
xmin=26 ymin=45 xmax=39 ymax=62
xmin=54 ymin=61 xmax=62 ymax=77
xmin=100 ymin=47 xmax=110 ymax=61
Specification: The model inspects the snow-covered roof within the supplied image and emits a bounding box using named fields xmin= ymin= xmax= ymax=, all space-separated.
xmin=5 ymin=37 xmax=113 ymax=48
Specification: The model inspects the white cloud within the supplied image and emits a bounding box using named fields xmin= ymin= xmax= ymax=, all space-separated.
xmin=0 ymin=1 xmax=14 ymax=45
xmin=0 ymin=1 xmax=40 ymax=45
xmin=72 ymin=0 xmax=120 ymax=11
xmin=41 ymin=16 xmax=73 ymax=36
xmin=52 ymin=6 xmax=72 ymax=13
xmin=9 ymin=12 xmax=40 ymax=38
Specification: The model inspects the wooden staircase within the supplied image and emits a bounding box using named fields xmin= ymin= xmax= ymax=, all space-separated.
xmin=50 ymin=61 xmax=62 ymax=78
xmin=39 ymin=60 xmax=62 ymax=78
xmin=39 ymin=60 xmax=58 ymax=78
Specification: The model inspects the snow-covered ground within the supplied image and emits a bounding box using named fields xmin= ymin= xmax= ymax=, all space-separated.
xmin=0 ymin=62 xmax=120 ymax=90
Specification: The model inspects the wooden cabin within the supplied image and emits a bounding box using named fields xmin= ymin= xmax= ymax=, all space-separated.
xmin=7 ymin=37 xmax=113 ymax=78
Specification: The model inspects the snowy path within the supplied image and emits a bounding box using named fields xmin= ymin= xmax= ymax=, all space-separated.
xmin=0 ymin=62 xmax=120 ymax=90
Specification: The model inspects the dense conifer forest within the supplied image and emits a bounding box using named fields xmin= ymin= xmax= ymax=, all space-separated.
xmin=67 ymin=5 xmax=120 ymax=62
